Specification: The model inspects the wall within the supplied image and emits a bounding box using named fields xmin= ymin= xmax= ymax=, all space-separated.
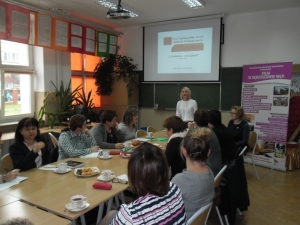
xmin=118 ymin=7 xmax=300 ymax=128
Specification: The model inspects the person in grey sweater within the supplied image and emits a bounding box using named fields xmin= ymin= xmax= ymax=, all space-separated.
xmin=172 ymin=127 xmax=214 ymax=221
xmin=90 ymin=110 xmax=125 ymax=149
xmin=188 ymin=109 xmax=222 ymax=174
xmin=118 ymin=108 xmax=138 ymax=141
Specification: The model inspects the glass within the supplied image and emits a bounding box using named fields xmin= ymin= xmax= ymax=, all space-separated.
xmin=112 ymin=178 xmax=128 ymax=184
xmin=4 ymin=73 xmax=31 ymax=116
xmin=1 ymin=40 xmax=29 ymax=66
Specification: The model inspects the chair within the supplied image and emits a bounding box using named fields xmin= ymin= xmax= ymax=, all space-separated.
xmin=246 ymin=131 xmax=260 ymax=180
xmin=186 ymin=202 xmax=213 ymax=225
xmin=214 ymin=165 xmax=228 ymax=225
xmin=147 ymin=126 xmax=157 ymax=133
xmin=1 ymin=154 xmax=13 ymax=174
xmin=135 ymin=130 xmax=147 ymax=138
xmin=51 ymin=146 xmax=59 ymax=163
xmin=48 ymin=132 xmax=59 ymax=147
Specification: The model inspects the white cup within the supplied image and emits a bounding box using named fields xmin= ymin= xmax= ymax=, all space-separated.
xmin=124 ymin=141 xmax=131 ymax=147
xmin=70 ymin=195 xmax=88 ymax=209
xmin=102 ymin=150 xmax=110 ymax=158
xmin=102 ymin=170 xmax=112 ymax=180
xmin=57 ymin=163 xmax=68 ymax=172
xmin=147 ymin=132 xmax=153 ymax=138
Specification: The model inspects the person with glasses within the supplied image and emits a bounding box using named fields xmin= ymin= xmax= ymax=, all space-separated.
xmin=107 ymin=142 xmax=186 ymax=224
xmin=58 ymin=115 xmax=99 ymax=160
xmin=118 ymin=108 xmax=138 ymax=141
xmin=227 ymin=106 xmax=250 ymax=154
xmin=172 ymin=127 xmax=214 ymax=222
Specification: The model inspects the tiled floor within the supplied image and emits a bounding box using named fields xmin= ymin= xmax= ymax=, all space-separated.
xmin=207 ymin=163 xmax=300 ymax=225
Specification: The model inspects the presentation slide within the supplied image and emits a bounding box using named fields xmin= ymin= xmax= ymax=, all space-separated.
xmin=158 ymin=28 xmax=212 ymax=74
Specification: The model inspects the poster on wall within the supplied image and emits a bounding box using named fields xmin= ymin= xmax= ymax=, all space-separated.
xmin=242 ymin=62 xmax=292 ymax=171
xmin=97 ymin=31 xmax=108 ymax=57
xmin=35 ymin=13 xmax=52 ymax=47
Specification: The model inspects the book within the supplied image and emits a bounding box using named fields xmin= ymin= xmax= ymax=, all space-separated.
xmin=65 ymin=160 xmax=84 ymax=168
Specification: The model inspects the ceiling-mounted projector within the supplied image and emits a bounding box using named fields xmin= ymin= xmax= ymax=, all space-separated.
xmin=107 ymin=0 xmax=131 ymax=19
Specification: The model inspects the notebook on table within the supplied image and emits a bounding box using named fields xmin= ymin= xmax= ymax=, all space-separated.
xmin=65 ymin=160 xmax=84 ymax=168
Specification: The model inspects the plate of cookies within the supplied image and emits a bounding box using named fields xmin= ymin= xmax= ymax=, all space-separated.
xmin=74 ymin=167 xmax=100 ymax=177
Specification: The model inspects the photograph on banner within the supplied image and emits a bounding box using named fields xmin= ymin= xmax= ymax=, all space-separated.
xmin=242 ymin=62 xmax=292 ymax=171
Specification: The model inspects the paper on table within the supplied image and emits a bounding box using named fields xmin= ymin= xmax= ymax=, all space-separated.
xmin=39 ymin=165 xmax=56 ymax=171
xmin=0 ymin=176 xmax=28 ymax=192
xmin=135 ymin=138 xmax=149 ymax=142
xmin=80 ymin=152 xmax=100 ymax=158
xmin=117 ymin=174 xmax=128 ymax=181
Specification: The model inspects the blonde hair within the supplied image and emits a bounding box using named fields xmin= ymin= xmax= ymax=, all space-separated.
xmin=230 ymin=106 xmax=245 ymax=119
xmin=180 ymin=87 xmax=191 ymax=100
xmin=181 ymin=127 xmax=211 ymax=162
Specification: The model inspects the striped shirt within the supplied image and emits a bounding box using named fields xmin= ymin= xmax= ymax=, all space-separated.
xmin=110 ymin=182 xmax=186 ymax=225
xmin=58 ymin=130 xmax=97 ymax=160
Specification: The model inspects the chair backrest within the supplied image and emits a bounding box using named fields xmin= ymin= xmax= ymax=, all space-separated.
xmin=214 ymin=165 xmax=227 ymax=188
xmin=186 ymin=202 xmax=213 ymax=225
xmin=49 ymin=132 xmax=59 ymax=147
xmin=1 ymin=154 xmax=13 ymax=174
xmin=135 ymin=130 xmax=147 ymax=138
xmin=238 ymin=146 xmax=248 ymax=156
xmin=51 ymin=146 xmax=59 ymax=163
xmin=248 ymin=131 xmax=258 ymax=154
xmin=147 ymin=126 xmax=157 ymax=133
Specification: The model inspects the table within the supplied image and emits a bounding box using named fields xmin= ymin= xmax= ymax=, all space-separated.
xmin=1 ymin=126 xmax=66 ymax=142
xmin=4 ymin=157 xmax=129 ymax=225
xmin=0 ymin=201 xmax=71 ymax=225
xmin=0 ymin=192 xmax=19 ymax=207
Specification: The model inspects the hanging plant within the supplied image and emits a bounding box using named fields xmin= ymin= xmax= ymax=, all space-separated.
xmin=93 ymin=54 xmax=139 ymax=97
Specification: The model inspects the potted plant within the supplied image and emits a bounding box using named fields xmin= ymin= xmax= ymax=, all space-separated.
xmin=93 ymin=54 xmax=139 ymax=97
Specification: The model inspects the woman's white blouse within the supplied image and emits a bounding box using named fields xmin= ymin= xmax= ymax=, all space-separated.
xmin=176 ymin=99 xmax=198 ymax=122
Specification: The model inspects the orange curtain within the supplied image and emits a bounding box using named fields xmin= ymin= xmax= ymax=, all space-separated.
xmin=71 ymin=53 xmax=83 ymax=71
xmin=85 ymin=54 xmax=100 ymax=72
xmin=86 ymin=76 xmax=100 ymax=107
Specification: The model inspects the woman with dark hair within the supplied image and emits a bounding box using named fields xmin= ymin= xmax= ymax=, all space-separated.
xmin=90 ymin=110 xmax=125 ymax=149
xmin=58 ymin=114 xmax=99 ymax=160
xmin=188 ymin=109 xmax=222 ymax=174
xmin=109 ymin=142 xmax=186 ymax=224
xmin=172 ymin=128 xmax=214 ymax=221
xmin=118 ymin=108 xmax=138 ymax=141
xmin=9 ymin=117 xmax=51 ymax=171
xmin=163 ymin=116 xmax=187 ymax=179
xmin=209 ymin=109 xmax=237 ymax=164
xmin=227 ymin=106 xmax=250 ymax=152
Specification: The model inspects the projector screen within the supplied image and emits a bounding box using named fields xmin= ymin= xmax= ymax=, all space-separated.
xmin=144 ymin=17 xmax=222 ymax=81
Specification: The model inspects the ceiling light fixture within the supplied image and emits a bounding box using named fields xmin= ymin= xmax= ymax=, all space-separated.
xmin=49 ymin=7 xmax=71 ymax=16
xmin=95 ymin=0 xmax=138 ymax=18
xmin=182 ymin=0 xmax=205 ymax=8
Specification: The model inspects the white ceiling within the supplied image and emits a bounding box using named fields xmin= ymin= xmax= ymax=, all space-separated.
xmin=12 ymin=0 xmax=300 ymax=29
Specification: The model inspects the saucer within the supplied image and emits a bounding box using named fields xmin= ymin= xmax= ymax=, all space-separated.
xmin=65 ymin=203 xmax=90 ymax=212
xmin=54 ymin=168 xmax=71 ymax=174
xmin=98 ymin=155 xmax=113 ymax=160
xmin=146 ymin=136 xmax=154 ymax=139
xmin=97 ymin=174 xmax=115 ymax=182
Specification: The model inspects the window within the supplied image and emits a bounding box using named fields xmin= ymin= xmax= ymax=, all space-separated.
xmin=71 ymin=53 xmax=101 ymax=107
xmin=0 ymin=40 xmax=34 ymax=122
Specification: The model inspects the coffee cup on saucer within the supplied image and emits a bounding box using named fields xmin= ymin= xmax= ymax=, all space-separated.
xmin=57 ymin=163 xmax=68 ymax=172
xmin=124 ymin=141 xmax=131 ymax=148
xmin=102 ymin=150 xmax=110 ymax=159
xmin=147 ymin=132 xmax=153 ymax=138
xmin=102 ymin=170 xmax=112 ymax=180
xmin=70 ymin=195 xmax=88 ymax=209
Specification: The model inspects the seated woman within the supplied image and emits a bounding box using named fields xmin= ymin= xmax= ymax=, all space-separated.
xmin=90 ymin=110 xmax=125 ymax=149
xmin=58 ymin=115 xmax=99 ymax=160
xmin=163 ymin=116 xmax=187 ymax=179
xmin=0 ymin=169 xmax=20 ymax=184
xmin=108 ymin=142 xmax=186 ymax=224
xmin=209 ymin=110 xmax=237 ymax=165
xmin=118 ymin=108 xmax=138 ymax=141
xmin=9 ymin=117 xmax=51 ymax=171
xmin=227 ymin=106 xmax=250 ymax=153
xmin=172 ymin=127 xmax=214 ymax=221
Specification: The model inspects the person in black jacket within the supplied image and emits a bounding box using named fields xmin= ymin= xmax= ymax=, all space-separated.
xmin=9 ymin=117 xmax=51 ymax=171
xmin=209 ymin=110 xmax=237 ymax=165
xmin=162 ymin=116 xmax=187 ymax=179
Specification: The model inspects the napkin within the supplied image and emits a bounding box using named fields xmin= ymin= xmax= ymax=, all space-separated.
xmin=156 ymin=138 xmax=168 ymax=141
xmin=117 ymin=174 xmax=128 ymax=182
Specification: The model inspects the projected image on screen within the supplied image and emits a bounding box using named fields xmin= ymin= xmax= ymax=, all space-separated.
xmin=158 ymin=28 xmax=212 ymax=74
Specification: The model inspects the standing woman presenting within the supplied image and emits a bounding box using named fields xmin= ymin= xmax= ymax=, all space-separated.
xmin=176 ymin=87 xmax=197 ymax=127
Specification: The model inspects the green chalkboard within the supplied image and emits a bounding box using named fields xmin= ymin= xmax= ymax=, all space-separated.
xmin=220 ymin=67 xmax=243 ymax=110
xmin=139 ymin=67 xmax=243 ymax=110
